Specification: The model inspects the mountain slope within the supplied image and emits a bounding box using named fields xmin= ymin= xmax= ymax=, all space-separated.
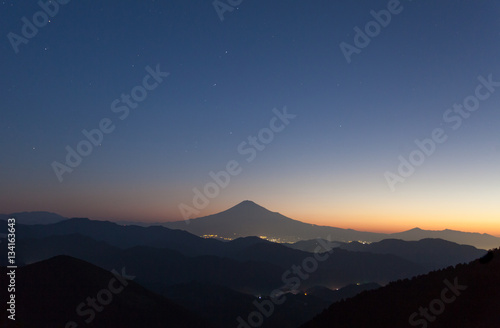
xmin=11 ymin=234 xmax=285 ymax=294
xmin=391 ymin=227 xmax=500 ymax=250
xmin=164 ymin=201 xmax=500 ymax=249
xmin=339 ymin=238 xmax=486 ymax=269
xmin=6 ymin=204 xmax=499 ymax=249
xmin=9 ymin=233 xmax=427 ymax=293
xmin=165 ymin=200 xmax=386 ymax=243
xmin=301 ymin=249 xmax=500 ymax=328
xmin=0 ymin=255 xmax=213 ymax=328
xmin=163 ymin=282 xmax=331 ymax=328
xmin=9 ymin=217 xmax=225 ymax=256
xmin=0 ymin=211 xmax=67 ymax=225
xmin=289 ymin=238 xmax=486 ymax=270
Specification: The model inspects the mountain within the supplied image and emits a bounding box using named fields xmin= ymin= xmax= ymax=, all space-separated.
xmin=163 ymin=282 xmax=331 ymax=328
xmin=163 ymin=201 xmax=500 ymax=249
xmin=0 ymin=211 xmax=67 ymax=225
xmin=6 ymin=203 xmax=499 ymax=249
xmin=164 ymin=200 xmax=386 ymax=243
xmin=9 ymin=234 xmax=285 ymax=294
xmin=0 ymin=255 xmax=213 ymax=328
xmin=287 ymin=239 xmax=341 ymax=253
xmin=7 ymin=217 xmax=225 ymax=256
xmin=3 ymin=213 xmax=487 ymax=292
xmin=339 ymin=238 xmax=486 ymax=269
xmin=391 ymin=227 xmax=500 ymax=250
xmin=301 ymin=249 xmax=500 ymax=328
xmin=8 ymin=233 xmax=427 ymax=294
xmin=4 ymin=233 xmax=431 ymax=328
xmin=289 ymin=238 xmax=486 ymax=270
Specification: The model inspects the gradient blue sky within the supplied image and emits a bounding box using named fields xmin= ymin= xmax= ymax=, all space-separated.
xmin=1 ymin=0 xmax=500 ymax=235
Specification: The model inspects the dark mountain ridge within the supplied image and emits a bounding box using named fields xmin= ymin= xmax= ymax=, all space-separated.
xmin=301 ymin=249 xmax=500 ymax=328
xmin=0 ymin=255 xmax=213 ymax=328
xmin=289 ymin=237 xmax=486 ymax=270
xmin=5 ymin=202 xmax=499 ymax=249
xmin=164 ymin=201 xmax=500 ymax=249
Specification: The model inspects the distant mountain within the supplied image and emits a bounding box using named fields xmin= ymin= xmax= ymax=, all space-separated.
xmin=301 ymin=249 xmax=500 ymax=328
xmin=0 ymin=255 xmax=213 ymax=328
xmin=0 ymin=211 xmax=67 ymax=225
xmin=339 ymin=238 xmax=486 ymax=269
xmin=164 ymin=200 xmax=386 ymax=242
xmin=164 ymin=201 xmax=500 ymax=249
xmin=7 ymin=217 xmax=225 ymax=256
xmin=9 ymin=233 xmax=427 ymax=294
xmin=6 ymin=204 xmax=499 ymax=249
xmin=9 ymin=234 xmax=285 ymax=294
xmin=5 ymin=215 xmax=488 ymax=293
xmin=390 ymin=227 xmax=500 ymax=250
xmin=289 ymin=238 xmax=486 ymax=270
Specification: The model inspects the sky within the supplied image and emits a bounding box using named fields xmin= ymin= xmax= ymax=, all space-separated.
xmin=1 ymin=0 xmax=500 ymax=236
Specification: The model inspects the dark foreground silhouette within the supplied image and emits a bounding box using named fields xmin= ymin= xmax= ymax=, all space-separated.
xmin=301 ymin=250 xmax=500 ymax=328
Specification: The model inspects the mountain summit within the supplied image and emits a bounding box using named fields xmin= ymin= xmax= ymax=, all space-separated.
xmin=164 ymin=201 xmax=500 ymax=248
xmin=224 ymin=200 xmax=274 ymax=215
xmin=165 ymin=200 xmax=300 ymax=241
xmin=164 ymin=201 xmax=378 ymax=242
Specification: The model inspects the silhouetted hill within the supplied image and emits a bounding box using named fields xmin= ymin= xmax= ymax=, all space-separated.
xmin=0 ymin=255 xmax=213 ymax=328
xmin=5 ymin=205 xmax=499 ymax=249
xmin=6 ymin=218 xmax=429 ymax=290
xmin=9 ymin=217 xmax=226 ymax=256
xmin=0 ymin=211 xmax=67 ymax=225
xmin=339 ymin=238 xmax=485 ymax=269
xmin=222 ymin=240 xmax=427 ymax=287
xmin=391 ymin=227 xmax=500 ymax=250
xmin=287 ymin=239 xmax=341 ymax=253
xmin=10 ymin=234 xmax=285 ymax=294
xmin=301 ymin=249 xmax=500 ymax=328
xmin=10 ymin=233 xmax=428 ymax=293
xmin=164 ymin=201 xmax=500 ymax=249
xmin=163 ymin=282 xmax=331 ymax=328
xmin=289 ymin=238 xmax=486 ymax=270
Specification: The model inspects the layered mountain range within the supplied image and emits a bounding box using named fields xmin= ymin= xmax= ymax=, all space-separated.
xmin=1 ymin=201 xmax=498 ymax=327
